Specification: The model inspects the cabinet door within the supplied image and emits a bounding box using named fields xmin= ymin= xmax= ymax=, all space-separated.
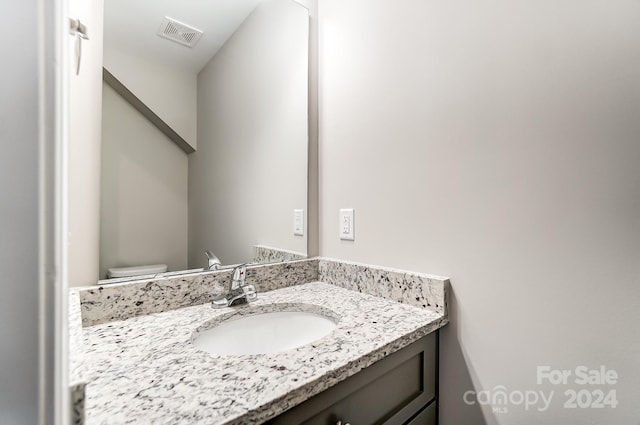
xmin=268 ymin=331 xmax=438 ymax=425
xmin=405 ymin=401 xmax=436 ymax=425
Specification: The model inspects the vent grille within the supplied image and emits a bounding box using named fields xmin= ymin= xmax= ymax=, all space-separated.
xmin=157 ymin=17 xmax=203 ymax=48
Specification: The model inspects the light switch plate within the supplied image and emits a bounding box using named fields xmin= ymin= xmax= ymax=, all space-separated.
xmin=293 ymin=209 xmax=304 ymax=236
xmin=339 ymin=208 xmax=354 ymax=241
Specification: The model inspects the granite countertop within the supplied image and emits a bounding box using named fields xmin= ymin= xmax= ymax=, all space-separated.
xmin=70 ymin=290 xmax=88 ymax=387
xmin=82 ymin=281 xmax=447 ymax=425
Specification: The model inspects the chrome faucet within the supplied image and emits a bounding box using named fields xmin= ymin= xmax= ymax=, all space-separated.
xmin=211 ymin=264 xmax=258 ymax=308
xmin=205 ymin=250 xmax=222 ymax=270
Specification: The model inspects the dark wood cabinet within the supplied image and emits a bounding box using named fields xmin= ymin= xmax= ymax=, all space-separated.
xmin=404 ymin=401 xmax=437 ymax=425
xmin=267 ymin=331 xmax=438 ymax=425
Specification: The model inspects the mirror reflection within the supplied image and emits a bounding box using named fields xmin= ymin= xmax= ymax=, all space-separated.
xmin=99 ymin=0 xmax=309 ymax=282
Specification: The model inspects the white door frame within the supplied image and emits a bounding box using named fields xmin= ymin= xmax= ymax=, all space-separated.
xmin=39 ymin=0 xmax=69 ymax=423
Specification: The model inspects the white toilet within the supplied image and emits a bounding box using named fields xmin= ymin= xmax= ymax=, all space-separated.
xmin=107 ymin=264 xmax=168 ymax=279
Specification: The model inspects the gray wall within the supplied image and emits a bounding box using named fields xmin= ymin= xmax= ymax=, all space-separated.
xmin=190 ymin=0 xmax=309 ymax=267
xmin=67 ymin=0 xmax=104 ymax=287
xmin=0 ymin=0 xmax=40 ymax=422
xmin=318 ymin=1 xmax=640 ymax=424
xmin=103 ymin=49 xmax=198 ymax=150
xmin=100 ymin=83 xmax=189 ymax=277
xmin=300 ymin=0 xmax=319 ymax=258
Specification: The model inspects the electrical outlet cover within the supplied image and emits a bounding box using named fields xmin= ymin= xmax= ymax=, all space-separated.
xmin=339 ymin=208 xmax=354 ymax=241
xmin=293 ymin=209 xmax=304 ymax=236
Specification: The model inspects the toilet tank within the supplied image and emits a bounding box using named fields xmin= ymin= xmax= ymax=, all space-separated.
xmin=107 ymin=264 xmax=168 ymax=279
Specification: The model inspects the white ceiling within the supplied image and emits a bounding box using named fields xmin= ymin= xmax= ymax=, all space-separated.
xmin=104 ymin=0 xmax=263 ymax=74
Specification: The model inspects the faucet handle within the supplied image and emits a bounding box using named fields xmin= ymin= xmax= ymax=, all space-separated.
xmin=230 ymin=264 xmax=247 ymax=289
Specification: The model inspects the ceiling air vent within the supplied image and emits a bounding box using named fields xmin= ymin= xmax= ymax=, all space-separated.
xmin=157 ymin=17 xmax=203 ymax=48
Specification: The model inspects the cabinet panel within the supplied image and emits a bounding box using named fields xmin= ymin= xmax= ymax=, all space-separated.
xmin=405 ymin=401 xmax=436 ymax=425
xmin=268 ymin=331 xmax=438 ymax=425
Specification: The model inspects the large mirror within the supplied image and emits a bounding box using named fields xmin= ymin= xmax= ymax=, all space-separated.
xmin=99 ymin=0 xmax=309 ymax=282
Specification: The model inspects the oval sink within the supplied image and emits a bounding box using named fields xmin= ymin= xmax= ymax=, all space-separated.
xmin=193 ymin=310 xmax=337 ymax=355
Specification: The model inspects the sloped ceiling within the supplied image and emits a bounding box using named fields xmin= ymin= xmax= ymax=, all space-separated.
xmin=104 ymin=0 xmax=263 ymax=74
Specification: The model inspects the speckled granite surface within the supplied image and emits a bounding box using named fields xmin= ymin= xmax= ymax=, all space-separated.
xmin=78 ymin=259 xmax=318 ymax=327
xmin=69 ymin=290 xmax=87 ymax=424
xmin=71 ymin=383 xmax=86 ymax=425
xmin=69 ymin=290 xmax=87 ymax=384
xmin=253 ymin=245 xmax=307 ymax=264
xmin=82 ymin=282 xmax=446 ymax=425
xmin=318 ymin=258 xmax=449 ymax=315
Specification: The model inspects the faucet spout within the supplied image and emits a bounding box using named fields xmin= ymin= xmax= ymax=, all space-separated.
xmin=205 ymin=250 xmax=221 ymax=270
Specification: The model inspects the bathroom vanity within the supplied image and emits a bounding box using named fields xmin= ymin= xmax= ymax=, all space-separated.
xmin=267 ymin=332 xmax=438 ymax=425
xmin=70 ymin=258 xmax=449 ymax=425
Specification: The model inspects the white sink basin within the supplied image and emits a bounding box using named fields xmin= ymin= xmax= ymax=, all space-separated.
xmin=192 ymin=309 xmax=337 ymax=355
